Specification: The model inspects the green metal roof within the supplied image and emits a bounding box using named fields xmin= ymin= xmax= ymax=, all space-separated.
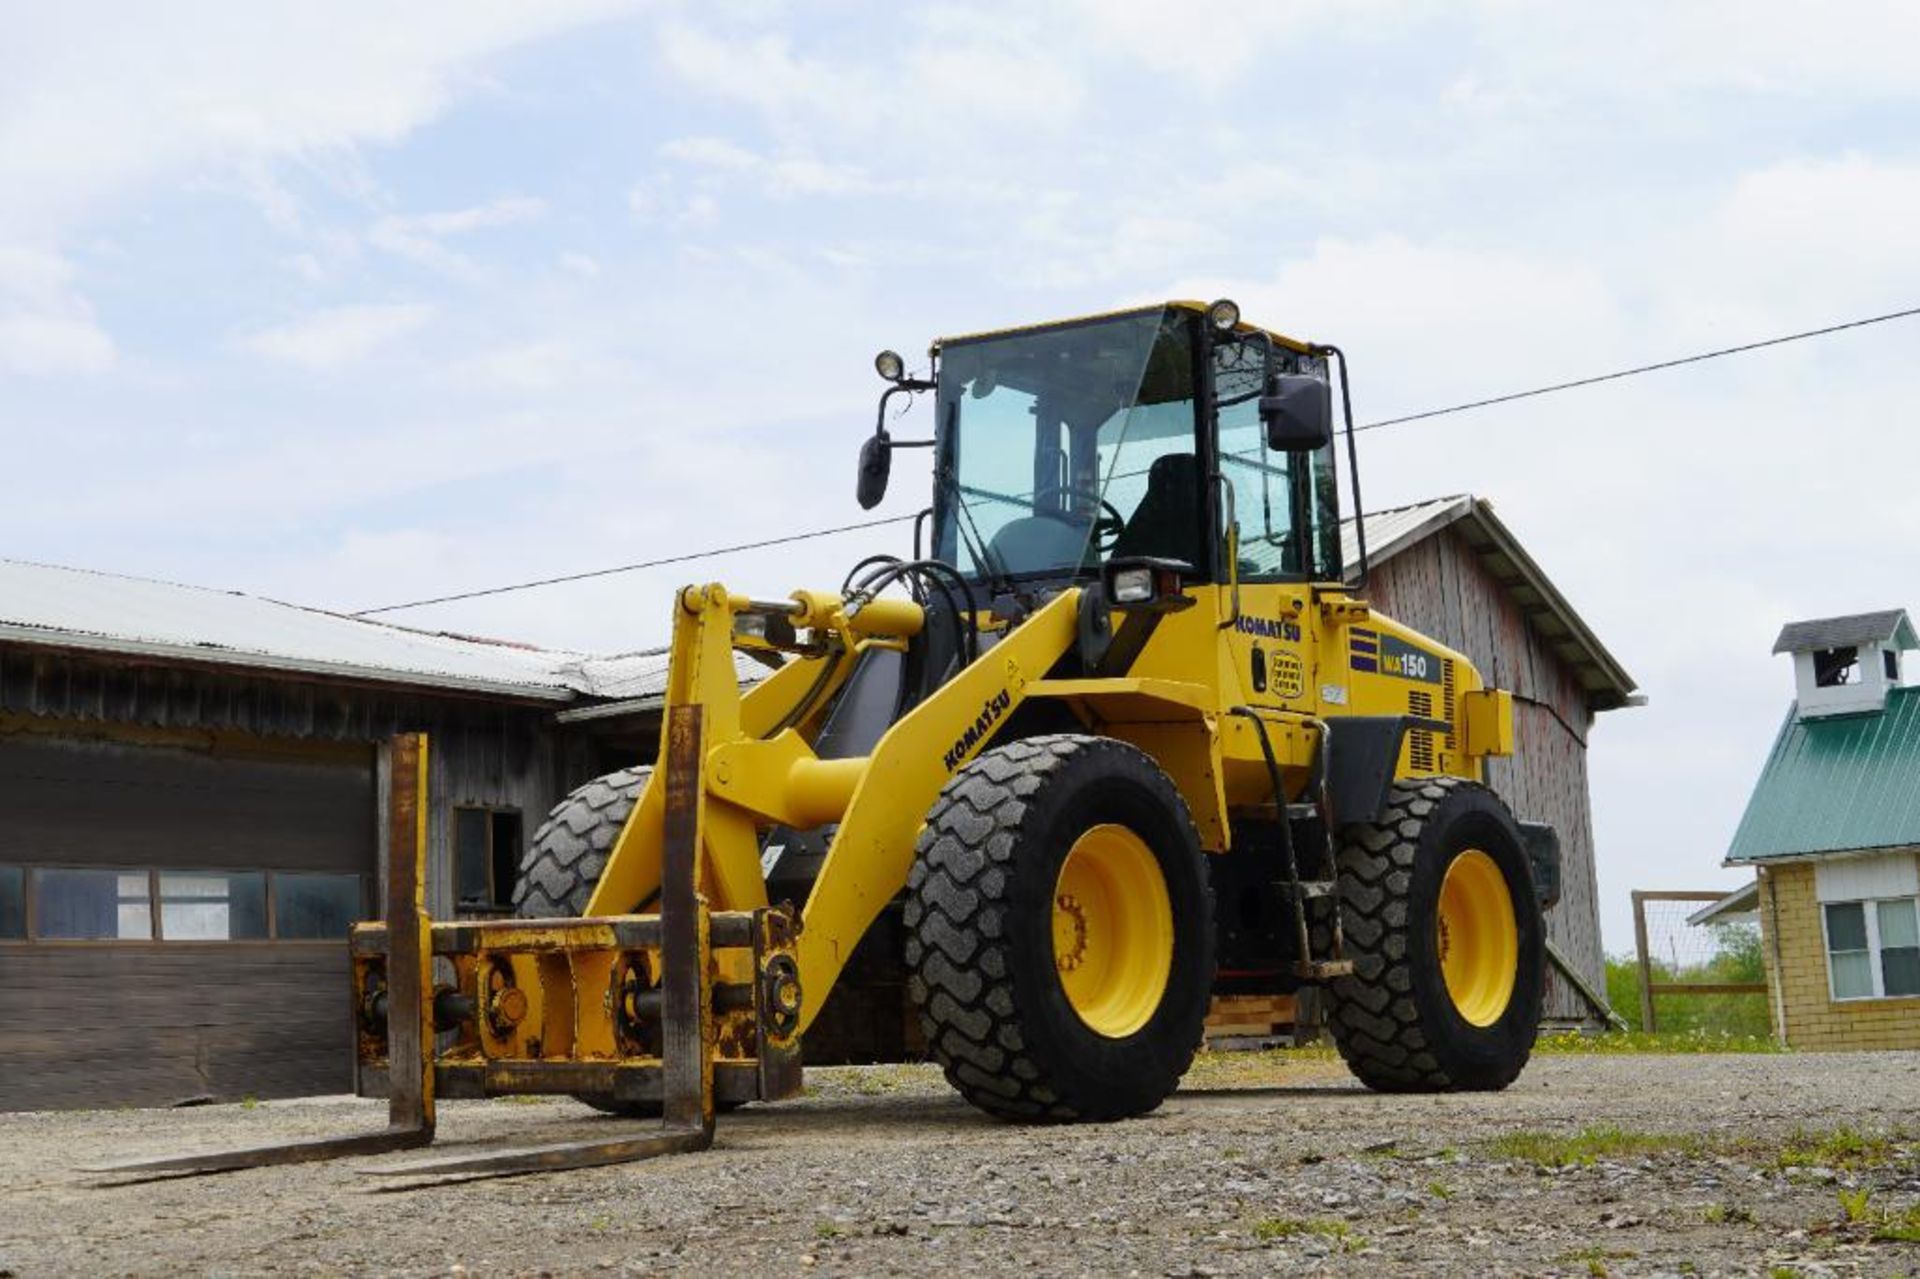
xmin=1727 ymin=683 xmax=1920 ymax=863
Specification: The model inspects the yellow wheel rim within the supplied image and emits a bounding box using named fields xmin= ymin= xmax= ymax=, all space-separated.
xmin=1052 ymin=823 xmax=1174 ymax=1038
xmin=1436 ymin=849 xmax=1519 ymax=1027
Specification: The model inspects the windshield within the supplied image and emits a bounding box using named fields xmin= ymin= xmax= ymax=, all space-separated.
xmin=932 ymin=308 xmax=1202 ymax=580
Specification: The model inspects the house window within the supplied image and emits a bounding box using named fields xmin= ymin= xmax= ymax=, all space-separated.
xmin=1824 ymin=897 xmax=1920 ymax=999
xmin=453 ymin=807 xmax=524 ymax=912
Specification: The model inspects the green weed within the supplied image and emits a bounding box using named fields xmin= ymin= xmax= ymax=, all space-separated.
xmin=1251 ymin=1218 xmax=1363 ymax=1251
xmin=1485 ymin=1125 xmax=1706 ymax=1168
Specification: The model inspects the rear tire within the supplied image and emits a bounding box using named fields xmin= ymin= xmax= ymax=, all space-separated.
xmin=515 ymin=767 xmax=656 ymax=1117
xmin=1324 ymin=777 xmax=1544 ymax=1093
xmin=905 ymin=735 xmax=1214 ymax=1122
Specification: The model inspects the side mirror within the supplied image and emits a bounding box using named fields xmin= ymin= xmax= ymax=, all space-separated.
xmin=1260 ymin=375 xmax=1333 ymax=452
xmin=856 ymin=433 xmax=892 ymax=509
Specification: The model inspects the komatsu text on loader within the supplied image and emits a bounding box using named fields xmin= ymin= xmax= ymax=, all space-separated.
xmin=102 ymin=299 xmax=1557 ymax=1180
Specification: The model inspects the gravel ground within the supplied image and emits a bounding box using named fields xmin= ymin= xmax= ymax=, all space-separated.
xmin=3 ymin=1051 xmax=1918 ymax=1277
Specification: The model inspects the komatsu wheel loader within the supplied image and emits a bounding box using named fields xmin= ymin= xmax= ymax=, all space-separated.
xmin=101 ymin=299 xmax=1556 ymax=1180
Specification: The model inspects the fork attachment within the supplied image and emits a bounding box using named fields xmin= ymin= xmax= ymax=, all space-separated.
xmin=94 ymin=712 xmax=803 ymax=1183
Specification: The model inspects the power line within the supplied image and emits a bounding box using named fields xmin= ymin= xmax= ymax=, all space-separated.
xmin=353 ymin=302 xmax=1920 ymax=616
xmin=351 ymin=513 xmax=914 ymax=616
xmin=1353 ymin=303 xmax=1920 ymax=433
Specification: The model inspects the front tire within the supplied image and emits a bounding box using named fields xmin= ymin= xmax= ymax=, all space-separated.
xmin=1325 ymin=777 xmax=1545 ymax=1092
xmin=515 ymin=766 xmax=656 ymax=1117
xmin=904 ymin=735 xmax=1215 ymax=1122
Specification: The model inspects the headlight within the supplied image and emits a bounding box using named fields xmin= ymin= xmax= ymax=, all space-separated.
xmin=874 ymin=349 xmax=905 ymax=382
xmin=1205 ymin=298 xmax=1240 ymax=332
xmin=1111 ymin=567 xmax=1154 ymax=604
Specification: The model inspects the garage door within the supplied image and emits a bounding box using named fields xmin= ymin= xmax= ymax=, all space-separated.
xmin=0 ymin=730 xmax=375 ymax=1109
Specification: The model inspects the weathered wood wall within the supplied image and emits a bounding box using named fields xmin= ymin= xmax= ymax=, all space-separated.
xmin=0 ymin=644 xmax=610 ymax=917
xmin=0 ymin=945 xmax=352 ymax=1108
xmin=0 ymin=644 xmax=616 ymax=1107
xmin=1365 ymin=525 xmax=1608 ymax=1023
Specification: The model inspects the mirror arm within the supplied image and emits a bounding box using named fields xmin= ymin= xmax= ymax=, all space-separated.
xmin=873 ymin=379 xmax=939 ymax=446
xmin=1311 ymin=343 xmax=1366 ymax=590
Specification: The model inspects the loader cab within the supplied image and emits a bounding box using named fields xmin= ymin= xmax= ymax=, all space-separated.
xmin=924 ymin=303 xmax=1345 ymax=595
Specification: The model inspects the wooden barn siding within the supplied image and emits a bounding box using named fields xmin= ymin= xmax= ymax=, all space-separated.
xmin=0 ymin=644 xmax=604 ymax=919
xmin=0 ymin=945 xmax=352 ymax=1108
xmin=1366 ymin=527 xmax=1608 ymax=1022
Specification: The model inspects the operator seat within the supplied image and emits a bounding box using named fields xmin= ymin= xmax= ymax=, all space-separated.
xmin=1109 ymin=452 xmax=1204 ymax=568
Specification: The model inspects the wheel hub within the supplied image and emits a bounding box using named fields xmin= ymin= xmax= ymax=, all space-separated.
xmin=1051 ymin=823 xmax=1174 ymax=1038
xmin=1435 ymin=848 xmax=1519 ymax=1027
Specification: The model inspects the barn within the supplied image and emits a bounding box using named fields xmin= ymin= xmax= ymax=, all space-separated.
xmin=0 ymin=559 xmax=685 ymax=1109
xmin=0 ymin=498 xmax=1630 ymax=1107
xmin=1346 ymin=495 xmax=1638 ymax=1026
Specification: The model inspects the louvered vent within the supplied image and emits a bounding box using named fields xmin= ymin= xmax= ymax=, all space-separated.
xmin=1408 ymin=689 xmax=1435 ymax=771
xmin=1442 ymin=659 xmax=1457 ymax=753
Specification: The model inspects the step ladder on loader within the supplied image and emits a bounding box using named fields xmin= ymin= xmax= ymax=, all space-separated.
xmin=92 ymin=721 xmax=802 ymax=1183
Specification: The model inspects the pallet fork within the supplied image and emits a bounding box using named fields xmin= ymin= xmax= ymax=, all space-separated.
xmin=93 ymin=719 xmax=801 ymax=1182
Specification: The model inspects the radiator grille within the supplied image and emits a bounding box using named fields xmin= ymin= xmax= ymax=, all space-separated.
xmin=1408 ymin=690 xmax=1435 ymax=771
xmin=1442 ymin=659 xmax=1457 ymax=753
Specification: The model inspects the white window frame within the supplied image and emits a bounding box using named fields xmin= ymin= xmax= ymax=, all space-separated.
xmin=1819 ymin=894 xmax=1920 ymax=1001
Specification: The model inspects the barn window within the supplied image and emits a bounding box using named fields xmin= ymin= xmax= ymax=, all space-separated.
xmin=159 ymin=872 xmax=268 ymax=940
xmin=0 ymin=866 xmax=22 ymax=938
xmin=273 ymin=872 xmax=364 ymax=940
xmin=34 ymin=868 xmax=153 ymax=940
xmin=454 ymin=807 xmax=524 ymax=913
xmin=1824 ymin=897 xmax=1920 ymax=1000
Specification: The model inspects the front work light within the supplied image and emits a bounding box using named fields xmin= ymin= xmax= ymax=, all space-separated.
xmin=1205 ymin=298 xmax=1240 ymax=332
xmin=874 ymin=349 xmax=905 ymax=382
xmin=1101 ymin=556 xmax=1196 ymax=614
xmin=1111 ymin=567 xmax=1154 ymax=604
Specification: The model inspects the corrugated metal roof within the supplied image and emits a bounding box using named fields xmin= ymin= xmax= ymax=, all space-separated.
xmin=1727 ymin=684 xmax=1920 ymax=862
xmin=0 ymin=557 xmax=591 ymax=701
xmin=1772 ymin=609 xmax=1917 ymax=655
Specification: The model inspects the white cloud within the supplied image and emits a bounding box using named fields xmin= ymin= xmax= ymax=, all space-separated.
xmin=0 ymin=2 xmax=641 ymax=237
xmin=660 ymin=136 xmax=759 ymax=171
xmin=366 ymin=196 xmax=548 ymax=281
xmin=238 ymin=302 xmax=433 ymax=370
xmin=0 ymin=245 xmax=116 ymax=375
xmin=558 ymin=251 xmax=601 ymax=278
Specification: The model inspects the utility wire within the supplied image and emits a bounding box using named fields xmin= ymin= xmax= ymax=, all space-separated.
xmin=351 ymin=513 xmax=914 ymax=616
xmin=1352 ymin=303 xmax=1920 ymax=433
xmin=352 ymin=303 xmax=1920 ymax=616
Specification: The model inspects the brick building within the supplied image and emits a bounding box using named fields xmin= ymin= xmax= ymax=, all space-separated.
xmin=1721 ymin=609 xmax=1920 ymax=1050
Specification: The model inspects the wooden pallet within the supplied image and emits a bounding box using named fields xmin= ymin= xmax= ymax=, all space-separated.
xmin=1204 ymin=993 xmax=1296 ymax=1042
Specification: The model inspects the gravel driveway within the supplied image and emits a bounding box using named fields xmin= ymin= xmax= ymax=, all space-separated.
xmin=3 ymin=1051 xmax=1917 ymax=1277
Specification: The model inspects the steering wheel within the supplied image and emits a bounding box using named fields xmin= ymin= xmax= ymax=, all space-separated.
xmin=1032 ymin=484 xmax=1126 ymax=553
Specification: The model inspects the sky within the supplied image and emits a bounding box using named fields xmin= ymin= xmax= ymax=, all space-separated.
xmin=4 ymin=1 xmax=1919 ymax=953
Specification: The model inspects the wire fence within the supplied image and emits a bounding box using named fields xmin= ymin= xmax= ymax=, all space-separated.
xmin=1616 ymin=890 xmax=1770 ymax=1036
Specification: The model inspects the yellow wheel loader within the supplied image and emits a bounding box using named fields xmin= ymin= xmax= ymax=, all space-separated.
xmin=99 ymin=299 xmax=1556 ymax=1181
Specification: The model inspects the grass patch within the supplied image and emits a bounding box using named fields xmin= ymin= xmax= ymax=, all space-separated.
xmin=1251 ymin=1218 xmax=1363 ymax=1250
xmin=1186 ymin=1045 xmax=1338 ymax=1088
xmin=1702 ymin=1203 xmax=1755 ymax=1225
xmin=1534 ymin=1028 xmax=1781 ymax=1055
xmin=1777 ymin=1125 xmax=1902 ymax=1170
xmin=1822 ymin=1191 xmax=1920 ymax=1243
xmin=1557 ymin=1245 xmax=1636 ymax=1276
xmin=1486 ymin=1125 xmax=1709 ymax=1168
xmin=844 ymin=1064 xmax=924 ymax=1096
